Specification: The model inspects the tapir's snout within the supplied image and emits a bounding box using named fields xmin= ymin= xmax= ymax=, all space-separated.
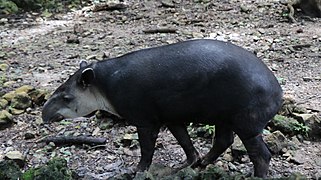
xmin=42 ymin=100 xmax=65 ymax=123
xmin=42 ymin=112 xmax=64 ymax=123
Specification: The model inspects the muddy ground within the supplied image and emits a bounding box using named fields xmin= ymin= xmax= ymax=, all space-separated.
xmin=0 ymin=0 xmax=321 ymax=179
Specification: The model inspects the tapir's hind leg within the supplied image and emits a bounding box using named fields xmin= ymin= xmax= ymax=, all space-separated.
xmin=239 ymin=134 xmax=271 ymax=178
xmin=201 ymin=124 xmax=234 ymax=166
xmin=167 ymin=124 xmax=200 ymax=167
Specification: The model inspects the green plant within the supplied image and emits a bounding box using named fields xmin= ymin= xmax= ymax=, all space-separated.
xmin=0 ymin=0 xmax=18 ymax=14
xmin=292 ymin=121 xmax=310 ymax=137
xmin=204 ymin=124 xmax=215 ymax=135
xmin=22 ymin=158 xmax=73 ymax=180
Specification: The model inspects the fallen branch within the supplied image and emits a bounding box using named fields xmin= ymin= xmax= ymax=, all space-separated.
xmin=287 ymin=3 xmax=296 ymax=23
xmin=41 ymin=136 xmax=107 ymax=146
xmin=292 ymin=44 xmax=312 ymax=49
xmin=143 ymin=28 xmax=177 ymax=34
xmin=92 ymin=2 xmax=127 ymax=12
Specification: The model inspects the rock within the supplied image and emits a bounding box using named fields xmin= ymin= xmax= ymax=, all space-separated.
xmin=3 ymin=81 xmax=15 ymax=87
xmin=231 ymin=136 xmax=247 ymax=160
xmin=228 ymin=162 xmax=237 ymax=171
xmin=300 ymin=114 xmax=321 ymax=140
xmin=264 ymin=130 xmax=289 ymax=154
xmin=0 ymin=98 xmax=8 ymax=109
xmin=86 ymin=54 xmax=97 ymax=60
xmin=2 ymin=91 xmax=16 ymax=102
xmin=66 ymin=35 xmax=80 ymax=44
xmin=10 ymin=92 xmax=32 ymax=110
xmin=222 ymin=153 xmax=233 ymax=162
xmin=25 ymin=132 xmax=36 ymax=140
xmin=35 ymin=117 xmax=44 ymax=125
xmin=28 ymin=89 xmax=48 ymax=105
xmin=15 ymin=85 xmax=34 ymax=94
xmin=292 ymin=113 xmax=314 ymax=122
xmin=315 ymin=172 xmax=321 ymax=180
xmin=4 ymin=151 xmax=25 ymax=168
xmin=278 ymin=96 xmax=296 ymax=116
xmin=0 ymin=110 xmax=13 ymax=130
xmin=0 ymin=63 xmax=9 ymax=71
xmin=9 ymin=107 xmax=25 ymax=115
xmin=290 ymin=150 xmax=307 ymax=165
xmin=122 ymin=133 xmax=139 ymax=147
xmin=240 ymin=5 xmax=250 ymax=13
xmin=161 ymin=0 xmax=175 ymax=8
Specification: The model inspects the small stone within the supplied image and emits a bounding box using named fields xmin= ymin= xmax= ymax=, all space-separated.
xmin=314 ymin=157 xmax=321 ymax=166
xmin=28 ymin=89 xmax=48 ymax=105
xmin=240 ymin=5 xmax=250 ymax=13
xmin=290 ymin=150 xmax=307 ymax=165
xmin=9 ymin=107 xmax=25 ymax=115
xmin=3 ymin=81 xmax=15 ymax=88
xmin=66 ymin=35 xmax=80 ymax=44
xmin=0 ymin=110 xmax=13 ymax=130
xmin=25 ymin=132 xmax=36 ymax=140
xmin=4 ymin=151 xmax=25 ymax=168
xmin=161 ymin=0 xmax=175 ymax=8
xmin=3 ymin=91 xmax=16 ymax=101
xmin=0 ymin=98 xmax=8 ymax=109
xmin=231 ymin=136 xmax=247 ymax=159
xmin=10 ymin=92 xmax=32 ymax=110
xmin=86 ymin=54 xmax=97 ymax=60
xmin=216 ymin=161 xmax=224 ymax=167
xmin=15 ymin=85 xmax=35 ymax=94
xmin=264 ymin=130 xmax=288 ymax=154
xmin=315 ymin=172 xmax=321 ymax=180
xmin=0 ymin=18 xmax=8 ymax=23
xmin=222 ymin=153 xmax=233 ymax=162
xmin=228 ymin=162 xmax=237 ymax=171
xmin=0 ymin=63 xmax=9 ymax=71
xmin=35 ymin=117 xmax=44 ymax=125
xmin=192 ymin=32 xmax=204 ymax=38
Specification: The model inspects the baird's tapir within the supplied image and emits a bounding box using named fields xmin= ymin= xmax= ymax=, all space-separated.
xmin=42 ymin=39 xmax=282 ymax=178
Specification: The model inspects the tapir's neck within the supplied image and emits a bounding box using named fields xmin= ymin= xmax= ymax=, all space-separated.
xmin=94 ymin=88 xmax=121 ymax=118
xmin=91 ymin=60 xmax=122 ymax=118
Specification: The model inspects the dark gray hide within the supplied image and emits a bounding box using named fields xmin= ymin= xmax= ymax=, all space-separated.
xmin=42 ymin=39 xmax=282 ymax=178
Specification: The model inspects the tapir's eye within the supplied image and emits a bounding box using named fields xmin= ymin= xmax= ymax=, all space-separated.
xmin=63 ymin=94 xmax=74 ymax=102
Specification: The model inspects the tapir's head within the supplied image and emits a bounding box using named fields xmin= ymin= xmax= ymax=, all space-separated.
xmin=42 ymin=61 xmax=118 ymax=123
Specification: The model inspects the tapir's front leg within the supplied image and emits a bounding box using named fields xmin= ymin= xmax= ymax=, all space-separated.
xmin=136 ymin=126 xmax=160 ymax=171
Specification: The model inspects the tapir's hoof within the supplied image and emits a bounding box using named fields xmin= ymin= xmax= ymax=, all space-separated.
xmin=173 ymin=157 xmax=202 ymax=170
xmin=199 ymin=157 xmax=213 ymax=168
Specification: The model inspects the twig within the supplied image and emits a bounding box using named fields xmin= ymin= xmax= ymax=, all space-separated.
xmin=92 ymin=2 xmax=127 ymax=12
xmin=287 ymin=2 xmax=296 ymax=23
xmin=41 ymin=136 xmax=107 ymax=146
xmin=143 ymin=28 xmax=177 ymax=34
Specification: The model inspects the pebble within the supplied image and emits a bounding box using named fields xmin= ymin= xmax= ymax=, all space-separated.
xmin=228 ymin=162 xmax=237 ymax=171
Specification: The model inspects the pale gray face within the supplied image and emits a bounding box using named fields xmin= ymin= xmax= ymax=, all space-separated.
xmin=42 ymin=62 xmax=119 ymax=122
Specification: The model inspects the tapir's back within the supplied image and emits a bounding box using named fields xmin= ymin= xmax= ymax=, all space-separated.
xmin=101 ymin=39 xmax=282 ymax=125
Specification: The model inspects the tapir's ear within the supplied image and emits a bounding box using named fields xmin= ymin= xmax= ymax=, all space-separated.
xmin=79 ymin=60 xmax=88 ymax=68
xmin=80 ymin=68 xmax=95 ymax=87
